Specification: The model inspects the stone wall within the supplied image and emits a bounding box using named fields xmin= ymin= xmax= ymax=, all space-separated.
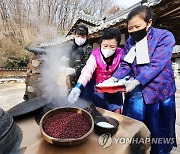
xmin=23 ymin=55 xmax=43 ymax=100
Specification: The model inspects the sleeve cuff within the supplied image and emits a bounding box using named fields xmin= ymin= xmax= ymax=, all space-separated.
xmin=135 ymin=76 xmax=144 ymax=86
xmin=75 ymin=82 xmax=84 ymax=91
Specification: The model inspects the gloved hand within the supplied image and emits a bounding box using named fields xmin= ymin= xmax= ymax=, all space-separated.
xmin=68 ymin=87 xmax=81 ymax=103
xmin=124 ymin=79 xmax=140 ymax=92
xmin=100 ymin=77 xmax=118 ymax=85
xmin=65 ymin=67 xmax=76 ymax=76
xmin=60 ymin=56 xmax=69 ymax=66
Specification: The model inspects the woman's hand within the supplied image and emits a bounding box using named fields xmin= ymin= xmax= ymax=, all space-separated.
xmin=68 ymin=87 xmax=81 ymax=103
xmin=124 ymin=79 xmax=140 ymax=92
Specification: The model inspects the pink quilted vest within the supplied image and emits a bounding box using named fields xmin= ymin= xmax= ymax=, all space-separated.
xmin=92 ymin=47 xmax=122 ymax=83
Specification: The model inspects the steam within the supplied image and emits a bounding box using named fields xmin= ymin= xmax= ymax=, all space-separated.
xmin=38 ymin=42 xmax=74 ymax=104
xmin=37 ymin=42 xmax=93 ymax=109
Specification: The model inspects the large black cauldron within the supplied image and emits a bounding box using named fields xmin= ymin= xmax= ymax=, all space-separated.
xmin=0 ymin=108 xmax=19 ymax=154
xmin=35 ymin=97 xmax=102 ymax=124
xmin=7 ymin=96 xmax=102 ymax=125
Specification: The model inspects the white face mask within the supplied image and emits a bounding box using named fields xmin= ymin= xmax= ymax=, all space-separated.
xmin=101 ymin=48 xmax=116 ymax=58
xmin=75 ymin=37 xmax=86 ymax=46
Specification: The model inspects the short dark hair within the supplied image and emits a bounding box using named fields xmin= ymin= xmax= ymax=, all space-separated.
xmin=75 ymin=24 xmax=88 ymax=36
xmin=101 ymin=28 xmax=121 ymax=45
xmin=127 ymin=5 xmax=154 ymax=24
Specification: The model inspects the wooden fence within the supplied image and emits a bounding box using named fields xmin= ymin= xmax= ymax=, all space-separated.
xmin=0 ymin=68 xmax=27 ymax=78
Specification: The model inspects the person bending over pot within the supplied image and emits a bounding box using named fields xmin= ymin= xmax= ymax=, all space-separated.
xmin=68 ymin=28 xmax=123 ymax=113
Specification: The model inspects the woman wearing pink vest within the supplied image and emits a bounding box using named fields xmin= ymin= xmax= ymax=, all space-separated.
xmin=68 ymin=28 xmax=123 ymax=112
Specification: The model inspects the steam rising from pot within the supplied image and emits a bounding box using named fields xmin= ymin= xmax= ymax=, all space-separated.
xmin=38 ymin=43 xmax=75 ymax=104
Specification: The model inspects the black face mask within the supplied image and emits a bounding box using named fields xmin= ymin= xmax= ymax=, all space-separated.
xmin=129 ymin=27 xmax=147 ymax=42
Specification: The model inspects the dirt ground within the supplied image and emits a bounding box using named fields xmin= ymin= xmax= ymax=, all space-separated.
xmin=0 ymin=80 xmax=180 ymax=153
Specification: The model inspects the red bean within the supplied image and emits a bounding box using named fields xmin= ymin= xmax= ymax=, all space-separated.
xmin=42 ymin=111 xmax=91 ymax=139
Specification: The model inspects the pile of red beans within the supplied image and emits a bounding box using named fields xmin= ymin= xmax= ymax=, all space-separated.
xmin=42 ymin=111 xmax=91 ymax=139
